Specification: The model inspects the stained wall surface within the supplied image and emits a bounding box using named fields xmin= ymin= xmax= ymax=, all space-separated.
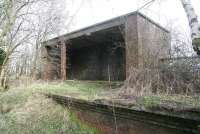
xmin=136 ymin=14 xmax=170 ymax=68
xmin=125 ymin=14 xmax=139 ymax=76
xmin=69 ymin=42 xmax=126 ymax=81
xmin=41 ymin=44 xmax=61 ymax=80
xmin=41 ymin=12 xmax=170 ymax=81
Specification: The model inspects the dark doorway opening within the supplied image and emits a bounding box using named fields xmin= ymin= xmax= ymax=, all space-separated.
xmin=67 ymin=25 xmax=126 ymax=81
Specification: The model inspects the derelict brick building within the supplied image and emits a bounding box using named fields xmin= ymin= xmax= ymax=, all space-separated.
xmin=41 ymin=11 xmax=170 ymax=81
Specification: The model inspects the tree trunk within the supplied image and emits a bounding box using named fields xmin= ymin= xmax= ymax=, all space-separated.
xmin=0 ymin=55 xmax=9 ymax=90
xmin=0 ymin=65 xmax=7 ymax=90
xmin=31 ymin=42 xmax=39 ymax=79
xmin=180 ymin=0 xmax=200 ymax=55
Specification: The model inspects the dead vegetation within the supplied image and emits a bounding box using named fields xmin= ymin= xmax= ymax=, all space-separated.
xmin=118 ymin=68 xmax=157 ymax=98
xmin=118 ymin=58 xmax=200 ymax=98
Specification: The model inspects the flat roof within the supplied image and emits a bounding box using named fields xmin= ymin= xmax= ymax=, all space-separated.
xmin=44 ymin=11 xmax=169 ymax=46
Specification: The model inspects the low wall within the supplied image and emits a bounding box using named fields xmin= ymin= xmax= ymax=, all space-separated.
xmin=46 ymin=94 xmax=200 ymax=134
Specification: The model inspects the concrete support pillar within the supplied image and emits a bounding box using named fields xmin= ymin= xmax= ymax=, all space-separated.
xmin=61 ymin=40 xmax=67 ymax=80
xmin=125 ymin=15 xmax=138 ymax=78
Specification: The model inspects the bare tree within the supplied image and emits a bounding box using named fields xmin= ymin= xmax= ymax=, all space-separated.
xmin=0 ymin=0 xmax=37 ymax=89
xmin=30 ymin=0 xmax=67 ymax=79
xmin=0 ymin=0 xmax=68 ymax=89
xmin=180 ymin=0 xmax=200 ymax=55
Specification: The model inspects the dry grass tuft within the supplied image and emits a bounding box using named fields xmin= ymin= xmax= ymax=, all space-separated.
xmin=118 ymin=68 xmax=160 ymax=98
xmin=118 ymin=65 xmax=200 ymax=98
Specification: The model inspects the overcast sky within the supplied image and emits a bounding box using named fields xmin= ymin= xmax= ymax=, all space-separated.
xmin=61 ymin=0 xmax=200 ymax=55
xmin=65 ymin=0 xmax=200 ymax=32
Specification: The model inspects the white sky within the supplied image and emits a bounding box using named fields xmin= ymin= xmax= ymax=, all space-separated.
xmin=65 ymin=0 xmax=200 ymax=33
xmin=61 ymin=0 xmax=200 ymax=55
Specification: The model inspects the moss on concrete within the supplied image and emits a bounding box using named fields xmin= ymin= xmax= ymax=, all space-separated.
xmin=137 ymin=96 xmax=161 ymax=108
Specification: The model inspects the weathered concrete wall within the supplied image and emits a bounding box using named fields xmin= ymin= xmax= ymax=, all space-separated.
xmin=41 ymin=12 xmax=170 ymax=81
xmin=41 ymin=44 xmax=61 ymax=80
xmin=137 ymin=14 xmax=170 ymax=68
xmin=75 ymin=109 xmax=185 ymax=134
xmin=125 ymin=15 xmax=139 ymax=76
xmin=61 ymin=41 xmax=67 ymax=80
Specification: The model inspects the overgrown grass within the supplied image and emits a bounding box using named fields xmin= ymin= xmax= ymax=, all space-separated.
xmin=26 ymin=81 xmax=120 ymax=100
xmin=1 ymin=80 xmax=199 ymax=134
xmin=18 ymin=80 xmax=200 ymax=110
xmin=137 ymin=95 xmax=200 ymax=110
xmin=0 ymin=81 xmax=103 ymax=134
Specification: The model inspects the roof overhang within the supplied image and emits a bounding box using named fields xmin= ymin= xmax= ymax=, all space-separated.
xmin=43 ymin=11 xmax=169 ymax=47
